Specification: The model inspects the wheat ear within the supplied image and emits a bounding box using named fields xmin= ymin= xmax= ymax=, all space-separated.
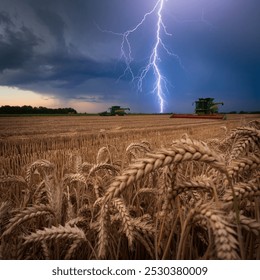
xmin=192 ymin=203 xmax=239 ymax=260
xmin=246 ymin=120 xmax=260 ymax=130
xmin=103 ymin=138 xmax=227 ymax=202
xmin=227 ymin=155 xmax=260 ymax=182
xmin=111 ymin=198 xmax=134 ymax=247
xmin=26 ymin=159 xmax=54 ymax=185
xmin=96 ymin=147 xmax=110 ymax=164
xmin=172 ymin=177 xmax=214 ymax=199
xmin=126 ymin=142 xmax=151 ymax=154
xmin=230 ymin=138 xmax=252 ymax=159
xmin=2 ymin=205 xmax=55 ymax=237
xmin=230 ymin=213 xmax=260 ymax=236
xmin=87 ymin=163 xmax=119 ymax=178
xmin=63 ymin=173 xmax=87 ymax=186
xmin=96 ymin=204 xmax=110 ymax=258
xmin=0 ymin=175 xmax=27 ymax=187
xmin=23 ymin=225 xmax=86 ymax=244
xmin=223 ymin=178 xmax=260 ymax=202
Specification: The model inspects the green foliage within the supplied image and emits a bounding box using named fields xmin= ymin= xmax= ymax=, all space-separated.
xmin=0 ymin=105 xmax=77 ymax=114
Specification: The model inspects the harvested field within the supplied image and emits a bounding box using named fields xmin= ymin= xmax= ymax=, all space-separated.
xmin=1 ymin=114 xmax=259 ymax=139
xmin=0 ymin=114 xmax=260 ymax=259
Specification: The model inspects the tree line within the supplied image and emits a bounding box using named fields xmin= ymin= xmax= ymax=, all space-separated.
xmin=0 ymin=105 xmax=77 ymax=114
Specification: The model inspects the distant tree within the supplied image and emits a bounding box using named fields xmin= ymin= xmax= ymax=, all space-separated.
xmin=0 ymin=105 xmax=77 ymax=114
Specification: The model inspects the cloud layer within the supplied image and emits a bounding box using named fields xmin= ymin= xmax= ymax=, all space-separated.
xmin=0 ymin=0 xmax=259 ymax=112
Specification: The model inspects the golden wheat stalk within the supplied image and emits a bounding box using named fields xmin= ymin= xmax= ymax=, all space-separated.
xmin=96 ymin=147 xmax=110 ymax=164
xmin=229 ymin=127 xmax=260 ymax=153
xmin=192 ymin=203 xmax=239 ymax=260
xmin=96 ymin=204 xmax=110 ymax=258
xmin=230 ymin=213 xmax=260 ymax=236
xmin=131 ymin=188 xmax=158 ymax=206
xmin=134 ymin=231 xmax=155 ymax=259
xmin=2 ymin=204 xmax=55 ymax=237
xmin=26 ymin=159 xmax=55 ymax=185
xmin=0 ymin=201 xmax=11 ymax=233
xmin=160 ymin=164 xmax=178 ymax=214
xmin=81 ymin=162 xmax=93 ymax=173
xmin=87 ymin=163 xmax=119 ymax=178
xmin=230 ymin=127 xmax=260 ymax=139
xmin=41 ymin=240 xmax=50 ymax=260
xmin=64 ymin=239 xmax=82 ymax=260
xmin=172 ymin=177 xmax=214 ymax=199
xmin=63 ymin=173 xmax=87 ymax=186
xmin=0 ymin=175 xmax=27 ymax=187
xmin=126 ymin=142 xmax=151 ymax=154
xmin=33 ymin=180 xmax=52 ymax=205
xmin=23 ymin=225 xmax=86 ymax=245
xmin=223 ymin=178 xmax=260 ymax=203
xmin=218 ymin=135 xmax=233 ymax=152
xmin=229 ymin=136 xmax=257 ymax=160
xmin=72 ymin=155 xmax=82 ymax=173
xmin=219 ymin=125 xmax=259 ymax=154
xmin=125 ymin=142 xmax=152 ymax=164
xmin=111 ymin=198 xmax=134 ymax=247
xmin=246 ymin=120 xmax=260 ymax=130
xmin=66 ymin=216 xmax=86 ymax=228
xmin=102 ymin=138 xmax=227 ymax=202
xmin=227 ymin=155 xmax=260 ymax=181
xmin=132 ymin=216 xmax=155 ymax=236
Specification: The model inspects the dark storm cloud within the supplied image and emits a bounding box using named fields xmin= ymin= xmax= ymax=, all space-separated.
xmin=33 ymin=8 xmax=66 ymax=47
xmin=0 ymin=0 xmax=138 ymax=107
xmin=0 ymin=0 xmax=259 ymax=112
xmin=0 ymin=11 xmax=13 ymax=26
xmin=0 ymin=25 xmax=42 ymax=72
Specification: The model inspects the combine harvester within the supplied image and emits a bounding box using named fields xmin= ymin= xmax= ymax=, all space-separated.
xmin=99 ymin=106 xmax=130 ymax=116
xmin=170 ymin=98 xmax=226 ymax=120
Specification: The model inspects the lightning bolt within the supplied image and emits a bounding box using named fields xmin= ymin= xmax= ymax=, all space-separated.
xmin=98 ymin=0 xmax=181 ymax=113
xmin=136 ymin=0 xmax=174 ymax=113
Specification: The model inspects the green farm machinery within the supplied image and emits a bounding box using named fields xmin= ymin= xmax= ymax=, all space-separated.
xmin=194 ymin=98 xmax=224 ymax=115
xmin=99 ymin=106 xmax=130 ymax=116
xmin=170 ymin=98 xmax=225 ymax=119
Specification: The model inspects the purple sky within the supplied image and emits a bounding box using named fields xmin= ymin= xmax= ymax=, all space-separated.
xmin=0 ymin=0 xmax=259 ymax=113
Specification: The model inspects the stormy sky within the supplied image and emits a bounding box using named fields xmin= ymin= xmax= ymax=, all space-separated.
xmin=0 ymin=0 xmax=259 ymax=113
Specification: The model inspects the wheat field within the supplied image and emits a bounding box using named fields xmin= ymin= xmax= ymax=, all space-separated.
xmin=0 ymin=114 xmax=260 ymax=259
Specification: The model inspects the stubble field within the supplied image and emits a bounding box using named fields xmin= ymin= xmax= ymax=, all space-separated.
xmin=0 ymin=114 xmax=260 ymax=259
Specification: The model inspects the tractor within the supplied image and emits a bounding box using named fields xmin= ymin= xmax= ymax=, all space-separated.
xmin=99 ymin=106 xmax=130 ymax=116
